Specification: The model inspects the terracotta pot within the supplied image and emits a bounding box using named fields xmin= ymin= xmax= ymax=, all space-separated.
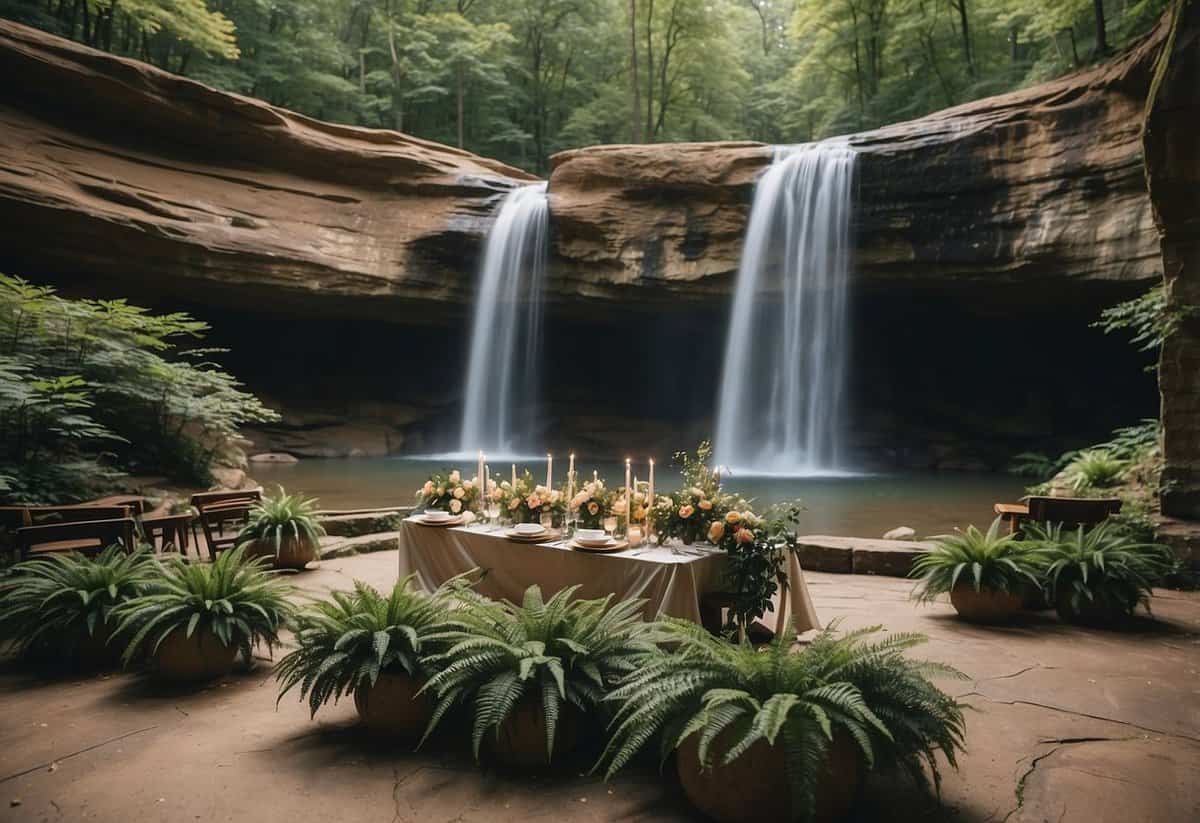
xmin=74 ymin=624 xmax=121 ymax=669
xmin=949 ymin=584 xmax=1024 ymax=624
xmin=354 ymin=671 xmax=434 ymax=739
xmin=244 ymin=536 xmax=319 ymax=570
xmin=153 ymin=627 xmax=238 ymax=681
xmin=1019 ymin=583 xmax=1052 ymax=611
xmin=488 ymin=695 xmax=578 ymax=767
xmin=676 ymin=730 xmax=859 ymax=823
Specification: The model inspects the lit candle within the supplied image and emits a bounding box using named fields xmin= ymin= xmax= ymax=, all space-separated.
xmin=546 ymin=453 xmax=553 ymax=491
xmin=647 ymin=458 xmax=655 ymax=536
xmin=593 ymin=469 xmax=598 ymax=486
xmin=478 ymin=451 xmax=485 ymax=511
xmin=627 ymin=524 xmax=643 ymax=547
xmin=624 ymin=458 xmax=632 ymax=534
xmin=568 ymin=453 xmax=576 ymax=500
xmin=634 ymin=474 xmax=640 ymax=521
xmin=511 ymin=463 xmax=517 ymax=488
xmin=484 ymin=462 xmax=490 ymax=493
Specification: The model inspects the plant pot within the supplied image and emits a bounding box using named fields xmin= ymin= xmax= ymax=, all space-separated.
xmin=354 ymin=671 xmax=433 ymax=739
xmin=949 ymin=585 xmax=1024 ymax=624
xmin=675 ymin=730 xmax=859 ymax=823
xmin=488 ymin=695 xmax=578 ymax=767
xmin=1054 ymin=590 xmax=1133 ymax=628
xmin=74 ymin=624 xmax=122 ymax=669
xmin=1019 ymin=584 xmax=1052 ymax=611
xmin=244 ymin=536 xmax=319 ymax=570
xmin=153 ymin=627 xmax=238 ymax=681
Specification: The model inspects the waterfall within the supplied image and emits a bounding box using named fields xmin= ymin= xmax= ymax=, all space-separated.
xmin=458 ymin=182 xmax=549 ymax=455
xmin=713 ymin=143 xmax=856 ymax=475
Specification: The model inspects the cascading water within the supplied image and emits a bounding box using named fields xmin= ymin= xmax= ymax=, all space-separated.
xmin=713 ymin=143 xmax=856 ymax=475
xmin=458 ymin=182 xmax=549 ymax=455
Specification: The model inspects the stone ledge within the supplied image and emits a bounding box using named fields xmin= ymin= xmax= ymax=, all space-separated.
xmin=318 ymin=532 xmax=399 ymax=559
xmin=795 ymin=535 xmax=933 ymax=578
xmin=318 ymin=510 xmax=405 ymax=538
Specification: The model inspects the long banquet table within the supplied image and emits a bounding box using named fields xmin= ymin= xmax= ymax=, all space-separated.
xmin=397 ymin=518 xmax=820 ymax=633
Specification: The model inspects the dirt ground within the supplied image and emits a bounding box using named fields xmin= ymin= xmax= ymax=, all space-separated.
xmin=2 ymin=551 xmax=1198 ymax=822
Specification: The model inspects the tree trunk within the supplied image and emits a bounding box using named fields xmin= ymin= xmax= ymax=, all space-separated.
xmin=456 ymin=65 xmax=465 ymax=149
xmin=645 ymin=0 xmax=654 ymax=141
xmin=953 ymin=0 xmax=974 ymax=77
xmin=628 ymin=0 xmax=642 ymax=143
xmin=1092 ymin=0 xmax=1109 ymax=56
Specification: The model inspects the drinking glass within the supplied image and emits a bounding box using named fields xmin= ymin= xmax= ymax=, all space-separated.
xmin=486 ymin=502 xmax=500 ymax=526
xmin=602 ymin=515 xmax=618 ymax=537
xmin=540 ymin=510 xmax=554 ymax=532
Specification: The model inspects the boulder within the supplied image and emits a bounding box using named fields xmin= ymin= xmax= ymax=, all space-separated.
xmin=882 ymin=526 xmax=916 ymax=541
xmin=248 ymin=453 xmax=299 ymax=464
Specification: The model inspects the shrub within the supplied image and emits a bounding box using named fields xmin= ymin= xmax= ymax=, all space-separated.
xmin=0 ymin=546 xmax=155 ymax=661
xmin=1025 ymin=522 xmax=1178 ymax=622
xmin=275 ymin=574 xmax=454 ymax=717
xmin=113 ymin=546 xmax=293 ymax=664
xmin=1060 ymin=450 xmax=1128 ymax=493
xmin=419 ymin=585 xmax=656 ymax=762
xmin=910 ymin=517 xmax=1041 ymax=603
xmin=599 ymin=619 xmax=966 ymax=821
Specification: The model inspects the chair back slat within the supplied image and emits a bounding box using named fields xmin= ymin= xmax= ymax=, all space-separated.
xmin=1025 ymin=496 xmax=1122 ymax=529
xmin=17 ymin=517 xmax=137 ymax=560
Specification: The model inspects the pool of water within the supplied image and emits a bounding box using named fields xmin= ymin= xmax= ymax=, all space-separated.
xmin=251 ymin=457 xmax=1024 ymax=539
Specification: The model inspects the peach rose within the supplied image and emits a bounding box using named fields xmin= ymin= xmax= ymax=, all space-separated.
xmin=633 ymin=506 xmax=646 ymax=521
xmin=508 ymin=498 xmax=521 ymax=511
xmin=725 ymin=511 xmax=741 ymax=525
xmin=421 ymin=481 xmax=434 ymax=496
xmin=435 ymin=486 xmax=445 ymax=497
xmin=526 ymin=495 xmax=542 ymax=509
xmin=449 ymin=498 xmax=463 ymax=514
xmin=612 ymin=499 xmax=627 ymax=516
xmin=690 ymin=486 xmax=704 ymax=498
xmin=708 ymin=521 xmax=725 ymax=542
xmin=449 ymin=470 xmax=461 ymax=483
xmin=699 ymin=499 xmax=713 ymax=511
xmin=490 ymin=488 xmax=504 ymax=502
xmin=736 ymin=528 xmax=755 ymax=544
xmin=679 ymin=505 xmax=695 ymax=519
xmin=587 ymin=501 xmax=600 ymax=516
xmin=452 ymin=486 xmax=465 ymax=499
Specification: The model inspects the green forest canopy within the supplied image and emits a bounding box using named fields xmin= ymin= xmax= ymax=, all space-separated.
xmin=2 ymin=1 xmax=1170 ymax=172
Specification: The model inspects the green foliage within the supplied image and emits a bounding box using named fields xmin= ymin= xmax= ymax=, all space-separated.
xmin=275 ymin=574 xmax=457 ymax=718
xmin=1025 ymin=522 xmax=1178 ymax=619
xmin=1006 ymin=451 xmax=1059 ymax=479
xmin=237 ymin=487 xmax=326 ymax=557
xmin=1094 ymin=285 xmax=1199 ymax=369
xmin=0 ymin=274 xmax=276 ymax=503
xmin=910 ymin=517 xmax=1041 ymax=602
xmin=419 ymin=584 xmax=656 ymax=762
xmin=0 ymin=0 xmax=1170 ymax=171
xmin=599 ymin=619 xmax=966 ymax=821
xmin=0 ymin=546 xmax=156 ymax=658
xmin=1060 ymin=450 xmax=1128 ymax=493
xmin=113 ymin=546 xmax=293 ymax=664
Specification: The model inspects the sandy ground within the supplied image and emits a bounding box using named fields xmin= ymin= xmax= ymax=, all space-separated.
xmin=1 ymin=551 xmax=1198 ymax=822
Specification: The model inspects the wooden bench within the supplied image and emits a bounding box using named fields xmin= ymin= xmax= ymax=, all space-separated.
xmin=17 ymin=517 xmax=137 ymax=560
xmin=994 ymin=496 xmax=1122 ymax=535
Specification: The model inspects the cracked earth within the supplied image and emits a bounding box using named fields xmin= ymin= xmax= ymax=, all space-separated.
xmin=1 ymin=553 xmax=1197 ymax=822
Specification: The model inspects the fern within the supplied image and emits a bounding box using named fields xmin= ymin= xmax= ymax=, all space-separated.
xmin=237 ymin=486 xmax=326 ymax=558
xmin=418 ymin=584 xmax=656 ymax=763
xmin=599 ymin=619 xmax=967 ymax=822
xmin=112 ymin=545 xmax=293 ymax=665
xmin=275 ymin=574 xmax=460 ymax=717
xmin=910 ymin=516 xmax=1042 ymax=602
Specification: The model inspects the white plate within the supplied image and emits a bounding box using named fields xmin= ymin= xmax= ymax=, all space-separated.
xmin=423 ymin=509 xmax=452 ymax=521
xmin=576 ymin=529 xmax=607 ymax=542
xmin=576 ymin=537 xmax=618 ymax=548
xmin=513 ymin=523 xmax=545 ymax=535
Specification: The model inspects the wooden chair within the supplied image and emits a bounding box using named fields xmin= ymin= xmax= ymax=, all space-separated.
xmin=994 ymin=496 xmax=1122 ymax=535
xmin=141 ymin=512 xmax=194 ymax=555
xmin=81 ymin=494 xmax=148 ymax=515
xmin=191 ymin=490 xmax=261 ymax=560
xmin=16 ymin=517 xmax=137 ymax=560
xmin=26 ymin=505 xmax=133 ymax=525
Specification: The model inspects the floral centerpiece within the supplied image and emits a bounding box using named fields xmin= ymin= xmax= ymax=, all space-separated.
xmin=415 ymin=470 xmax=479 ymax=516
xmin=710 ymin=501 xmax=805 ymax=631
xmin=499 ymin=470 xmax=565 ymax=525
xmin=569 ymin=477 xmax=618 ymax=529
xmin=655 ymin=442 xmax=741 ymax=544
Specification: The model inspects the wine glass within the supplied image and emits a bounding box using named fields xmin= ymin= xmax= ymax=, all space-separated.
xmin=602 ymin=515 xmax=618 ymax=538
xmin=486 ymin=501 xmax=500 ymax=527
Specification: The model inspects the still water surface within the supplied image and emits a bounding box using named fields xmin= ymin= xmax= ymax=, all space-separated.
xmin=253 ymin=458 xmax=1022 ymax=539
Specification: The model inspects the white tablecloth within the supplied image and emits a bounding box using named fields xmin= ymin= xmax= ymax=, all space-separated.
xmin=397 ymin=519 xmax=819 ymax=633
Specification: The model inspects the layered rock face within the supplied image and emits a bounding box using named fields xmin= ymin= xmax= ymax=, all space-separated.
xmin=1144 ymin=0 xmax=1200 ymax=565
xmin=548 ymin=19 xmax=1168 ymax=299
xmin=0 ymin=20 xmax=534 ymax=320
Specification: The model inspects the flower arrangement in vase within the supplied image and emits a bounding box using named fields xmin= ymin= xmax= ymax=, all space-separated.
xmin=568 ymin=477 xmax=617 ymax=529
xmin=415 ymin=470 xmax=479 ymax=516
xmin=500 ymin=470 xmax=565 ymax=525
xmin=656 ymin=442 xmax=740 ymax=545
xmin=710 ymin=501 xmax=805 ymax=630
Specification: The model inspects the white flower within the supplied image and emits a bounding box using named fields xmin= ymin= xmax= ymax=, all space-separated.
xmin=452 ymin=486 xmax=465 ymax=500
xmin=449 ymin=499 xmax=463 ymax=514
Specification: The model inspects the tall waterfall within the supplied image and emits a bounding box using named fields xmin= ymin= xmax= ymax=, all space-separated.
xmin=714 ymin=143 xmax=856 ymax=475
xmin=458 ymin=182 xmax=549 ymax=455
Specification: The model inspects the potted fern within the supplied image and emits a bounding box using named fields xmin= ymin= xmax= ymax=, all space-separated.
xmin=0 ymin=546 xmax=155 ymax=668
xmin=600 ymin=619 xmax=966 ymax=823
xmin=237 ymin=487 xmax=325 ymax=571
xmin=419 ymin=585 xmax=655 ymax=767
xmin=113 ymin=546 xmax=293 ymax=681
xmin=1026 ymin=522 xmax=1177 ymax=627
xmin=910 ymin=517 xmax=1043 ymax=623
xmin=275 ymin=575 xmax=458 ymax=738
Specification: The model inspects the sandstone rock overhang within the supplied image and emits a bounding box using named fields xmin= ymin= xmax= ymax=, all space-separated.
xmin=0 ymin=14 xmax=1171 ymax=319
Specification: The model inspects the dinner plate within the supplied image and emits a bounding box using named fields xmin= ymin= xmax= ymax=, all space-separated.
xmin=505 ymin=528 xmax=559 ymax=543
xmin=415 ymin=514 xmax=464 ymax=527
xmin=569 ymin=537 xmax=628 ymax=553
